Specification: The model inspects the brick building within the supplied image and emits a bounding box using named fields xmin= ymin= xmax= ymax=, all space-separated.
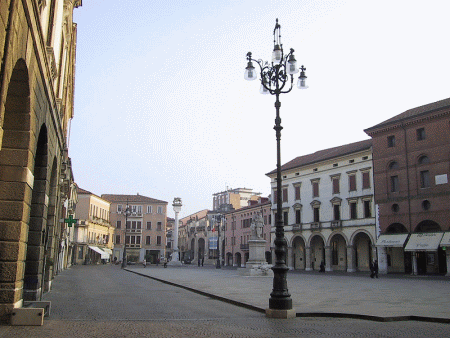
xmin=365 ymin=98 xmax=450 ymax=275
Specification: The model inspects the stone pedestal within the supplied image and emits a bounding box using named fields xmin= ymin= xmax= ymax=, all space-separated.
xmin=240 ymin=239 xmax=273 ymax=276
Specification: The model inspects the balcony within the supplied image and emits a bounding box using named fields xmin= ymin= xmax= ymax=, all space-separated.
xmin=127 ymin=244 xmax=141 ymax=249
xmin=292 ymin=224 xmax=302 ymax=231
xmin=310 ymin=222 xmax=321 ymax=231
xmin=331 ymin=220 xmax=342 ymax=228
xmin=126 ymin=228 xmax=142 ymax=234
xmin=240 ymin=244 xmax=249 ymax=251
xmin=130 ymin=212 xmax=143 ymax=217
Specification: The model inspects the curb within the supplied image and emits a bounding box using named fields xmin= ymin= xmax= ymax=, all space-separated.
xmin=125 ymin=269 xmax=450 ymax=324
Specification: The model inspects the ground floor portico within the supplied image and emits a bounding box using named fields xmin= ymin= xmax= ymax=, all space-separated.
xmin=285 ymin=226 xmax=376 ymax=273
xmin=112 ymin=247 xmax=165 ymax=264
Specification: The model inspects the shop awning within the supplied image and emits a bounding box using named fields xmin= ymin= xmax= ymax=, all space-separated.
xmin=102 ymin=248 xmax=113 ymax=255
xmin=376 ymin=234 xmax=409 ymax=247
xmin=440 ymin=232 xmax=450 ymax=247
xmin=404 ymin=233 xmax=444 ymax=252
xmin=88 ymin=246 xmax=109 ymax=259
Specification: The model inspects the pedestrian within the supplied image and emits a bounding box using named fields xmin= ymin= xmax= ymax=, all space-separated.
xmin=319 ymin=261 xmax=325 ymax=272
xmin=374 ymin=260 xmax=379 ymax=278
xmin=198 ymin=258 xmax=200 ymax=267
xmin=369 ymin=261 xmax=374 ymax=278
xmin=201 ymin=257 xmax=204 ymax=267
xmin=156 ymin=258 xmax=160 ymax=266
xmin=143 ymin=259 xmax=146 ymax=268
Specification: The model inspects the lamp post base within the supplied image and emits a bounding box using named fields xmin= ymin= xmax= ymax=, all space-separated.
xmin=265 ymin=308 xmax=296 ymax=319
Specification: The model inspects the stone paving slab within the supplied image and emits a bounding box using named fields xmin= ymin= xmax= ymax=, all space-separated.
xmin=126 ymin=265 xmax=450 ymax=321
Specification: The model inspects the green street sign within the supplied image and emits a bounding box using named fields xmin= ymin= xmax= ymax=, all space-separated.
xmin=64 ymin=214 xmax=78 ymax=227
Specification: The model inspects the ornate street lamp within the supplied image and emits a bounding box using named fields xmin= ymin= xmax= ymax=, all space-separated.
xmin=245 ymin=18 xmax=308 ymax=318
xmin=121 ymin=202 xmax=132 ymax=268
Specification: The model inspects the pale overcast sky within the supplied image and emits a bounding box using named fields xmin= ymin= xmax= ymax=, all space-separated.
xmin=71 ymin=0 xmax=450 ymax=218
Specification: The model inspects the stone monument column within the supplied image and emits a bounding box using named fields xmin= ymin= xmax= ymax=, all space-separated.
xmin=168 ymin=197 xmax=182 ymax=266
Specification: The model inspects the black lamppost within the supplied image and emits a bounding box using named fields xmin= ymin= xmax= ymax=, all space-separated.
xmin=244 ymin=18 xmax=308 ymax=317
xmin=121 ymin=203 xmax=132 ymax=268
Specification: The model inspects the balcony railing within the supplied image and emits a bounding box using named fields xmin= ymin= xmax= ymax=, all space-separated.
xmin=126 ymin=228 xmax=142 ymax=233
xmin=331 ymin=220 xmax=342 ymax=228
xmin=292 ymin=224 xmax=302 ymax=231
xmin=310 ymin=222 xmax=321 ymax=231
xmin=240 ymin=244 xmax=249 ymax=251
xmin=126 ymin=244 xmax=141 ymax=248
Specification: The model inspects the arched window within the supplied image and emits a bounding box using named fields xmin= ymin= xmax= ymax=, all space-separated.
xmin=389 ymin=161 xmax=399 ymax=170
xmin=418 ymin=155 xmax=430 ymax=165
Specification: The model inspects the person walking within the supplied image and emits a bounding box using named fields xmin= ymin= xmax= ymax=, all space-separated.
xmin=369 ymin=261 xmax=374 ymax=278
xmin=374 ymin=260 xmax=379 ymax=278
xmin=143 ymin=259 xmax=147 ymax=268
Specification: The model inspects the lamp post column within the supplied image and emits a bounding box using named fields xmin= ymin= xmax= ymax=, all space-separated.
xmin=168 ymin=198 xmax=183 ymax=266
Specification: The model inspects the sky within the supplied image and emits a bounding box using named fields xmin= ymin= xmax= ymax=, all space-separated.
xmin=70 ymin=0 xmax=450 ymax=219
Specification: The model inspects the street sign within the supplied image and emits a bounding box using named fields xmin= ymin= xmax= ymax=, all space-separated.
xmin=64 ymin=214 xmax=78 ymax=227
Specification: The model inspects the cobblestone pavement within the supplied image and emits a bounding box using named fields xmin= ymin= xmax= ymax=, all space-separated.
xmin=0 ymin=264 xmax=449 ymax=337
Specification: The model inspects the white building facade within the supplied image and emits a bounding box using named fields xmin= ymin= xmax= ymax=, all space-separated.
xmin=267 ymin=139 xmax=377 ymax=272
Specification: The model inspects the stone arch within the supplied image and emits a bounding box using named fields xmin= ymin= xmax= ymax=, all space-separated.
xmin=328 ymin=232 xmax=347 ymax=271
xmin=235 ymin=252 xmax=242 ymax=267
xmin=350 ymin=230 xmax=374 ymax=272
xmin=386 ymin=223 xmax=408 ymax=234
xmin=291 ymin=235 xmax=306 ymax=270
xmin=309 ymin=234 xmax=325 ymax=271
xmin=23 ymin=125 xmax=49 ymax=300
xmin=414 ymin=220 xmax=441 ymax=233
xmin=0 ymin=59 xmax=35 ymax=305
xmin=226 ymin=252 xmax=233 ymax=266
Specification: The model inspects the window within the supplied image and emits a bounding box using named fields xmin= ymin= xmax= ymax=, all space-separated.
xmin=126 ymin=221 xmax=131 ymax=229
xmin=156 ymin=236 xmax=161 ymax=245
xmin=136 ymin=236 xmax=141 ymax=245
xmin=350 ymin=202 xmax=357 ymax=219
xmin=418 ymin=156 xmax=430 ymax=165
xmin=332 ymin=177 xmax=340 ymax=194
xmin=362 ymin=171 xmax=370 ymax=189
xmin=117 ymin=204 xmax=123 ymax=212
xmin=390 ymin=176 xmax=399 ymax=192
xmin=391 ymin=204 xmax=399 ymax=212
xmin=283 ymin=211 xmax=288 ymax=226
xmin=333 ymin=204 xmax=340 ymax=220
xmin=295 ymin=209 xmax=301 ymax=224
xmin=349 ymin=174 xmax=356 ymax=191
xmin=115 ymin=235 xmax=120 ymax=244
xmin=416 ymin=128 xmax=425 ymax=141
xmin=125 ymin=236 xmax=130 ymax=244
xmin=422 ymin=200 xmax=431 ymax=210
xmin=282 ymin=188 xmax=288 ymax=203
xmin=389 ymin=161 xmax=399 ymax=170
xmin=157 ymin=222 xmax=162 ymax=230
xmin=273 ymin=189 xmax=278 ymax=203
xmin=116 ymin=221 xmax=121 ymax=229
xmin=294 ymin=185 xmax=301 ymax=200
xmin=313 ymin=207 xmax=320 ymax=223
xmin=147 ymin=205 xmax=152 ymax=213
xmin=146 ymin=221 xmax=152 ymax=230
xmin=157 ymin=206 xmax=163 ymax=214
xmin=420 ymin=170 xmax=430 ymax=188
xmin=387 ymin=135 xmax=396 ymax=147
xmin=137 ymin=221 xmax=141 ymax=229
xmin=364 ymin=200 xmax=371 ymax=218
xmin=312 ymin=181 xmax=319 ymax=197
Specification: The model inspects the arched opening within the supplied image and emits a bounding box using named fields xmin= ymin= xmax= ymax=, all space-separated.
xmin=386 ymin=223 xmax=408 ymax=234
xmin=292 ymin=236 xmax=305 ymax=270
xmin=385 ymin=223 xmax=410 ymax=273
xmin=226 ymin=252 xmax=233 ymax=266
xmin=415 ymin=220 xmax=441 ymax=233
xmin=353 ymin=232 xmax=373 ymax=272
xmin=330 ymin=233 xmax=347 ymax=271
xmin=24 ymin=126 xmax=49 ymax=300
xmin=310 ymin=235 xmax=325 ymax=271
xmin=235 ymin=252 xmax=242 ymax=267
xmin=198 ymin=238 xmax=205 ymax=264
xmin=0 ymin=60 xmax=36 ymax=303
xmin=189 ymin=238 xmax=195 ymax=262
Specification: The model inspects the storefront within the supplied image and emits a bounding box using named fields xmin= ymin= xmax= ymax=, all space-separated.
xmin=404 ymin=233 xmax=445 ymax=275
xmin=376 ymin=234 xmax=409 ymax=274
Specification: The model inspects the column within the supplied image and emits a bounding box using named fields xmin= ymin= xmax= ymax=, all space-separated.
xmin=412 ymin=252 xmax=418 ymax=275
xmin=286 ymin=246 xmax=293 ymax=270
xmin=305 ymin=246 xmax=312 ymax=271
xmin=377 ymin=246 xmax=388 ymax=274
xmin=446 ymin=252 xmax=450 ymax=277
xmin=347 ymin=245 xmax=355 ymax=272
xmin=168 ymin=198 xmax=182 ymax=266
xmin=325 ymin=246 xmax=332 ymax=272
